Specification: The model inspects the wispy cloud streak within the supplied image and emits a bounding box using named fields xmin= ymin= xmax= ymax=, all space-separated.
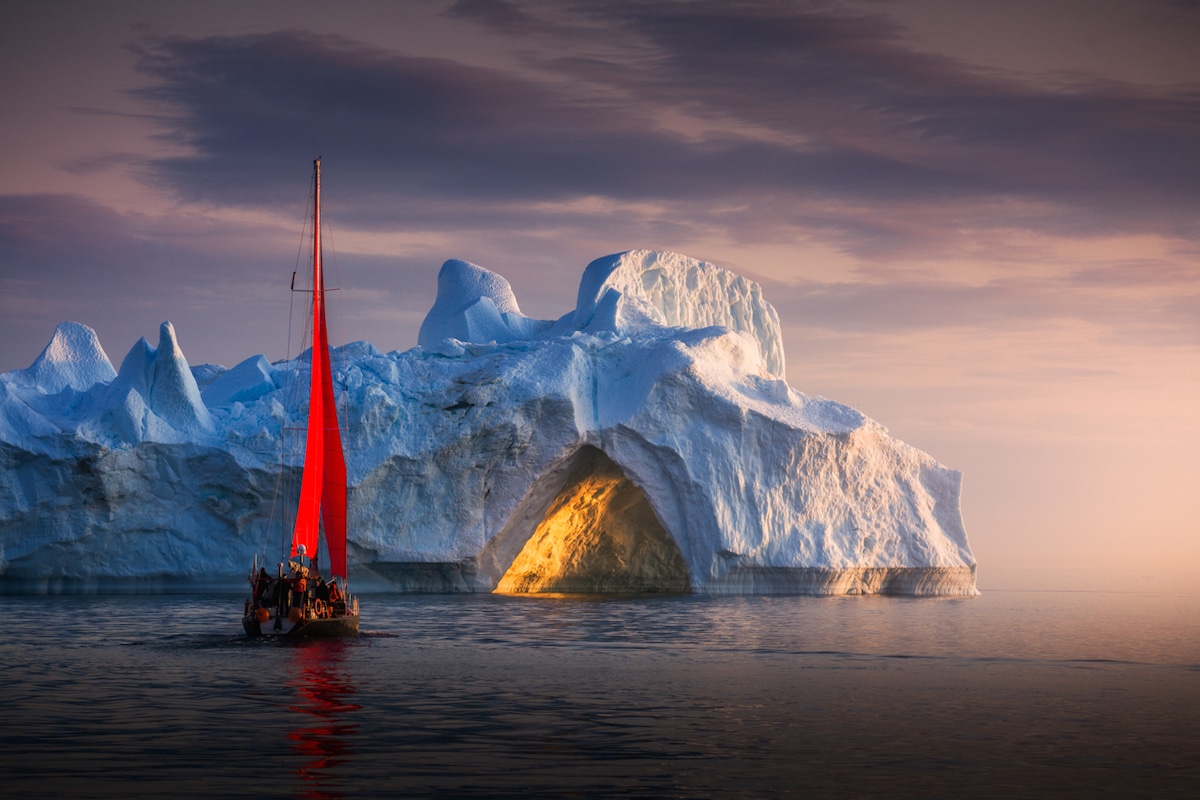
xmin=125 ymin=2 xmax=1200 ymax=260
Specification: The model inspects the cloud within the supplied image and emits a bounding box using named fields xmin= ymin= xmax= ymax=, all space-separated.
xmin=7 ymin=1 xmax=1188 ymax=372
xmin=760 ymin=261 xmax=1200 ymax=351
xmin=569 ymin=2 xmax=1200 ymax=228
xmin=0 ymin=193 xmax=164 ymax=288
xmin=127 ymin=24 xmax=978 ymax=208
xmin=129 ymin=31 xmax=695 ymax=210
xmin=443 ymin=0 xmax=540 ymax=32
xmin=122 ymin=3 xmax=1200 ymax=261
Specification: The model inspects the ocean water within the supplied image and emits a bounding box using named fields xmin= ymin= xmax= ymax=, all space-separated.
xmin=1 ymin=571 xmax=1197 ymax=799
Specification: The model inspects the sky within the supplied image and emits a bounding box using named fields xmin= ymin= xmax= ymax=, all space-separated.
xmin=2 ymin=0 xmax=1198 ymax=578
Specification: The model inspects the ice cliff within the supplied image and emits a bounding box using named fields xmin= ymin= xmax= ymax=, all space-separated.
xmin=0 ymin=250 xmax=977 ymax=594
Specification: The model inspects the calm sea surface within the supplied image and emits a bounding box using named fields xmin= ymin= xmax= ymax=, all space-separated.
xmin=2 ymin=570 xmax=1198 ymax=799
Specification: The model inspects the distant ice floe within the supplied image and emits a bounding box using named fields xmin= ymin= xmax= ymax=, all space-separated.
xmin=0 ymin=250 xmax=976 ymax=595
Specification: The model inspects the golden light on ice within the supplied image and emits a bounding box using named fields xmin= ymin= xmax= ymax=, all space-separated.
xmin=496 ymin=449 xmax=690 ymax=594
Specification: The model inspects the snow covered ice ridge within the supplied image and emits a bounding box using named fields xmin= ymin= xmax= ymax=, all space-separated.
xmin=0 ymin=250 xmax=977 ymax=595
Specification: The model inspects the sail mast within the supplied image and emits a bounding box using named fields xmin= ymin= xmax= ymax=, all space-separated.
xmin=291 ymin=159 xmax=327 ymax=563
xmin=290 ymin=158 xmax=350 ymax=580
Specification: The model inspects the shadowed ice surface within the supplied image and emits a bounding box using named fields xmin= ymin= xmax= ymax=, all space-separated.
xmin=1 ymin=570 xmax=1197 ymax=798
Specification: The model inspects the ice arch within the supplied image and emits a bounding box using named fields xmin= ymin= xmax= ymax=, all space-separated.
xmin=486 ymin=446 xmax=691 ymax=594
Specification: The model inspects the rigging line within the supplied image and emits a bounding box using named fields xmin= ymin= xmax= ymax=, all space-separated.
xmin=263 ymin=180 xmax=313 ymax=562
xmin=267 ymin=168 xmax=319 ymax=562
xmin=292 ymin=182 xmax=311 ymax=288
xmin=265 ymin=253 xmax=303 ymax=561
xmin=287 ymin=276 xmax=318 ymax=558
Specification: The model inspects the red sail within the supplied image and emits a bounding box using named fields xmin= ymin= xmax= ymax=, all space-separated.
xmin=291 ymin=158 xmax=348 ymax=578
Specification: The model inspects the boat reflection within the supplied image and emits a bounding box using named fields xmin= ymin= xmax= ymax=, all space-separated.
xmin=287 ymin=640 xmax=360 ymax=799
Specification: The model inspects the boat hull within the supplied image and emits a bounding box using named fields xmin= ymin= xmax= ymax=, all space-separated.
xmin=243 ymin=610 xmax=359 ymax=639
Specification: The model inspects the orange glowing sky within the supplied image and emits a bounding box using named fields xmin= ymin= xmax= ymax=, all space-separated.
xmin=1 ymin=0 xmax=1198 ymax=576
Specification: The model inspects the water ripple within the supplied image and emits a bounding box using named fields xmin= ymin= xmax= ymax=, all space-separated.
xmin=1 ymin=591 xmax=1198 ymax=798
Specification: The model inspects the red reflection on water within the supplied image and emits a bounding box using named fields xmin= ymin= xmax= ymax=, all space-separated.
xmin=287 ymin=640 xmax=361 ymax=799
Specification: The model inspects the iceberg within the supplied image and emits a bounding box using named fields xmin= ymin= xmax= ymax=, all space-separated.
xmin=0 ymin=250 xmax=976 ymax=594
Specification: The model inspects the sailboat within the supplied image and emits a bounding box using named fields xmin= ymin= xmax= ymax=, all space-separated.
xmin=243 ymin=158 xmax=360 ymax=638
